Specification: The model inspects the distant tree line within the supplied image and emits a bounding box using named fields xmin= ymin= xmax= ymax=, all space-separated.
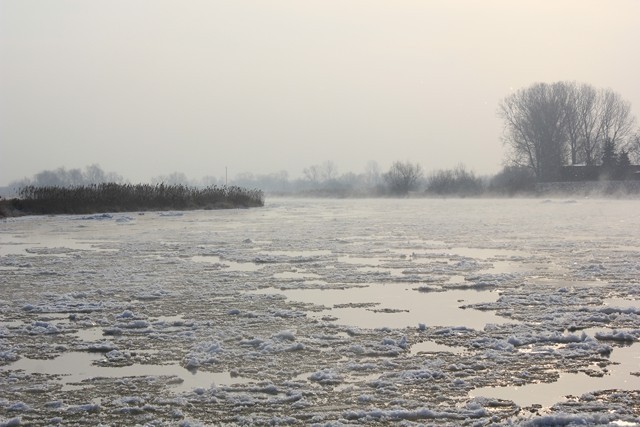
xmin=3 ymin=162 xmax=544 ymax=207
xmin=8 ymin=159 xmax=632 ymax=203
xmin=231 ymin=160 xmax=421 ymax=197
xmin=230 ymin=161 xmax=537 ymax=197
xmin=7 ymin=108 xmax=640 ymax=208
xmin=9 ymin=164 xmax=125 ymax=189
xmin=499 ymin=81 xmax=639 ymax=182
xmin=7 ymin=165 xmax=226 ymax=192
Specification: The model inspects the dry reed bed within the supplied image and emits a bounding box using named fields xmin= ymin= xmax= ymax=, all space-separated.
xmin=0 ymin=183 xmax=264 ymax=216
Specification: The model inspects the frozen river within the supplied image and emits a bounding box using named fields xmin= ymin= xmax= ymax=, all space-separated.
xmin=1 ymin=198 xmax=639 ymax=425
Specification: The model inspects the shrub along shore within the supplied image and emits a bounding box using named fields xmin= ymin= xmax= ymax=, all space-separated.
xmin=0 ymin=183 xmax=264 ymax=217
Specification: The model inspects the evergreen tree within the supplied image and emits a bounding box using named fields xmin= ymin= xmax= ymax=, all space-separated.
xmin=600 ymin=138 xmax=617 ymax=179
xmin=618 ymin=149 xmax=632 ymax=179
xmin=601 ymin=138 xmax=617 ymax=168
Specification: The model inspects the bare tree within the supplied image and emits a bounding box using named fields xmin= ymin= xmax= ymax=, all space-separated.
xmin=564 ymin=82 xmax=593 ymax=165
xmin=383 ymin=161 xmax=423 ymax=195
xmin=302 ymin=165 xmax=322 ymax=185
xmin=201 ymin=175 xmax=221 ymax=187
xmin=627 ymin=130 xmax=640 ymax=163
xmin=572 ymin=86 xmax=635 ymax=166
xmin=364 ymin=160 xmax=382 ymax=187
xmin=302 ymin=161 xmax=338 ymax=186
xmin=499 ymin=81 xmax=637 ymax=180
xmin=563 ymin=83 xmax=581 ymax=165
xmin=85 ymin=164 xmax=107 ymax=184
xmin=498 ymin=82 xmax=569 ymax=181
xmin=426 ymin=164 xmax=484 ymax=195
xmin=68 ymin=168 xmax=84 ymax=186
xmin=320 ymin=160 xmax=338 ymax=182
xmin=574 ymin=83 xmax=601 ymax=166
xmin=10 ymin=164 xmax=122 ymax=189
xmin=152 ymin=172 xmax=189 ymax=185
xmin=34 ymin=168 xmax=68 ymax=187
xmin=599 ymin=89 xmax=635 ymax=156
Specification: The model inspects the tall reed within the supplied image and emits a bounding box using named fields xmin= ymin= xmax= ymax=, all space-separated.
xmin=2 ymin=183 xmax=263 ymax=216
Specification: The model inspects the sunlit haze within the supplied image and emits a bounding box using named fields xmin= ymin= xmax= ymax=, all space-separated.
xmin=1 ymin=0 xmax=639 ymax=185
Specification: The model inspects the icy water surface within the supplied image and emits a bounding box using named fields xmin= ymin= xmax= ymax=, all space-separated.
xmin=1 ymin=198 xmax=640 ymax=425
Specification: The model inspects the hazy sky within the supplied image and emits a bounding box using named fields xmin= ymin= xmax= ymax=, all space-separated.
xmin=1 ymin=1 xmax=639 ymax=185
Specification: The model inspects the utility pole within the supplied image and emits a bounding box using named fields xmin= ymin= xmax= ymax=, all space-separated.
xmin=225 ymin=166 xmax=228 ymax=187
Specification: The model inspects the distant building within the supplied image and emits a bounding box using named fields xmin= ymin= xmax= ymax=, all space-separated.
xmin=559 ymin=165 xmax=640 ymax=182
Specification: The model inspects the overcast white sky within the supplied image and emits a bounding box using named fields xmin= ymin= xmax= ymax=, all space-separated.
xmin=1 ymin=0 xmax=639 ymax=185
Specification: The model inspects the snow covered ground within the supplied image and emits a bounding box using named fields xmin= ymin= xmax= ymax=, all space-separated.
xmin=0 ymin=198 xmax=639 ymax=425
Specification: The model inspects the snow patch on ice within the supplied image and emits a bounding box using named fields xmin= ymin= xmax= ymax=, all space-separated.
xmin=183 ymin=341 xmax=223 ymax=370
xmin=308 ymin=369 xmax=342 ymax=385
xmin=23 ymin=321 xmax=62 ymax=335
xmin=594 ymin=329 xmax=639 ymax=342
xmin=342 ymin=406 xmax=489 ymax=421
xmin=78 ymin=213 xmax=113 ymax=221
xmin=521 ymin=413 xmax=620 ymax=426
